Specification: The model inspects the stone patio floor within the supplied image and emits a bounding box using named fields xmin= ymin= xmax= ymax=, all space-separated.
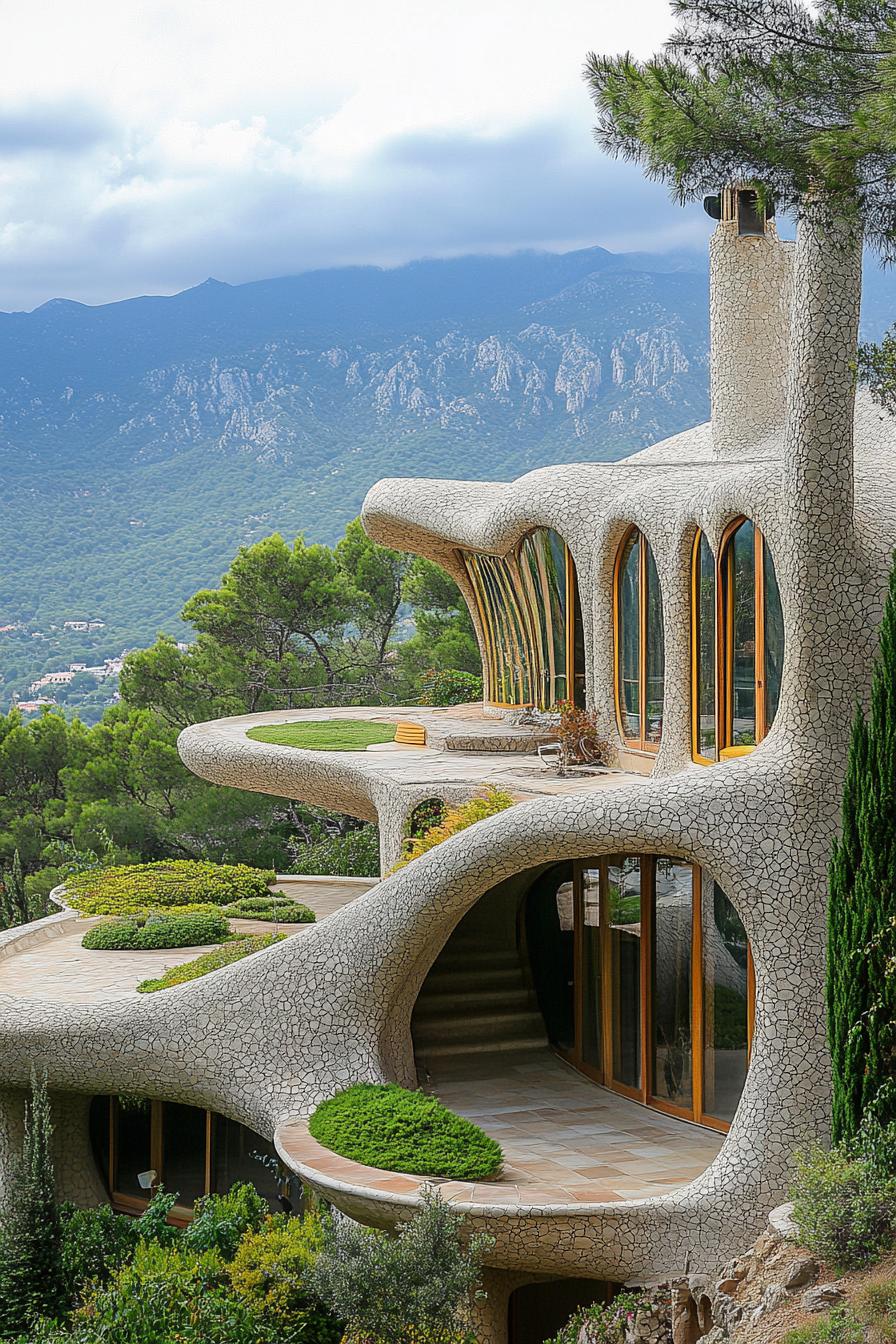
xmin=281 ymin=1049 xmax=725 ymax=1208
xmin=0 ymin=876 xmax=375 ymax=1004
xmin=428 ymin=1050 xmax=725 ymax=1201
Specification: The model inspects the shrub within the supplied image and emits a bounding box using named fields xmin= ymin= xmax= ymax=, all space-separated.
xmin=0 ymin=1071 xmax=68 ymax=1338
xmin=228 ymin=1213 xmax=342 ymax=1342
xmin=547 ymin=1290 xmax=652 ymax=1344
xmin=392 ymin=787 xmax=515 ymax=871
xmin=308 ymin=1084 xmax=502 ymax=1181
xmin=418 ymin=668 xmax=483 ymax=707
xmin=60 ymin=1203 xmax=140 ymax=1303
xmin=137 ymin=933 xmax=284 ymax=993
xmin=183 ymin=1183 xmax=268 ymax=1261
xmin=306 ymin=1187 xmax=492 ymax=1344
xmin=82 ymin=910 xmax=230 ymax=951
xmin=223 ymin=896 xmax=316 ymax=924
xmin=288 ymin=826 xmax=380 ymax=878
xmin=72 ymin=1240 xmax=266 ymax=1344
xmin=404 ymin=798 xmax=447 ymax=841
xmin=66 ymin=860 xmax=275 ymax=917
xmin=790 ymin=1138 xmax=896 ymax=1271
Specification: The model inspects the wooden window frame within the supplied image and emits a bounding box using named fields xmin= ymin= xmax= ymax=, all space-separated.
xmin=109 ymin=1098 xmax=214 ymax=1223
xmin=693 ymin=519 xmax=781 ymax=763
xmin=614 ymin=527 xmax=663 ymax=754
xmin=562 ymin=857 xmax=755 ymax=1133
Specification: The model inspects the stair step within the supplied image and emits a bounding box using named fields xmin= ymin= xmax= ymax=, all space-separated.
xmin=416 ymin=1035 xmax=547 ymax=1061
xmin=413 ymin=1009 xmax=546 ymax=1043
xmin=414 ymin=987 xmax=534 ymax=1018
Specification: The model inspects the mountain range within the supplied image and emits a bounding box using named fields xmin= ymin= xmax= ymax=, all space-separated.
xmin=2 ymin=242 xmax=895 ymax=707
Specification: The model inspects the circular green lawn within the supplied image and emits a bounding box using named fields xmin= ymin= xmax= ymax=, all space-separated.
xmin=247 ymin=719 xmax=397 ymax=751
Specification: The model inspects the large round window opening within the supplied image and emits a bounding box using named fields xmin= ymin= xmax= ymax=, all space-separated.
xmin=526 ymin=857 xmax=754 ymax=1130
xmin=615 ymin=527 xmax=665 ymax=752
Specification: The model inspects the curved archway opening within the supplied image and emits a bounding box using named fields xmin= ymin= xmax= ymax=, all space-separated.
xmin=411 ymin=853 xmax=753 ymax=1200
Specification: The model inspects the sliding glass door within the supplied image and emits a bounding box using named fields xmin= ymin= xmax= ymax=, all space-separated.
xmin=529 ymin=857 xmax=754 ymax=1132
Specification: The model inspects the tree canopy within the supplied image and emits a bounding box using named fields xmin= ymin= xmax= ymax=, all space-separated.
xmin=585 ymin=0 xmax=896 ymax=250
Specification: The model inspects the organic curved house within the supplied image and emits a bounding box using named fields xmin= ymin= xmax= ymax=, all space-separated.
xmin=0 ymin=189 xmax=891 ymax=1342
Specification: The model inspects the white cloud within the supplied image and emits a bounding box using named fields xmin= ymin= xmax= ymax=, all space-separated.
xmin=0 ymin=0 xmax=697 ymax=309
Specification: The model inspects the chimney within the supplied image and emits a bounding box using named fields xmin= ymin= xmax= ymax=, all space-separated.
xmin=705 ymin=187 xmax=793 ymax=459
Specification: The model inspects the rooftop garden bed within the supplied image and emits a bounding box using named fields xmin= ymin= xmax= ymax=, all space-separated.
xmin=66 ymin=860 xmax=275 ymax=918
xmin=308 ymin=1083 xmax=503 ymax=1181
xmin=223 ymin=895 xmax=316 ymax=924
xmin=246 ymin=720 xmax=397 ymax=751
xmin=82 ymin=910 xmax=230 ymax=951
xmin=137 ymin=932 xmax=284 ymax=993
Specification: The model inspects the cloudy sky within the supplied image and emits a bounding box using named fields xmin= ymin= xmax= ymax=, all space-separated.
xmin=0 ymin=0 xmax=714 ymax=311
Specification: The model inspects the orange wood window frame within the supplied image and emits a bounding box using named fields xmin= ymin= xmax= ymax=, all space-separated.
xmin=692 ymin=519 xmax=778 ymax=764
xmin=109 ymin=1098 xmax=214 ymax=1223
xmin=561 ymin=857 xmax=755 ymax=1133
xmin=614 ymin=528 xmax=662 ymax=754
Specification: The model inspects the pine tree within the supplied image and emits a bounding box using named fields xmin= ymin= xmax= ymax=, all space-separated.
xmin=0 ymin=851 xmax=29 ymax=932
xmin=828 ymin=562 xmax=896 ymax=1142
xmin=0 ymin=1070 xmax=67 ymax=1336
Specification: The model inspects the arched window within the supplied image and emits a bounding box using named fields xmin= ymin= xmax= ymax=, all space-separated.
xmin=691 ymin=520 xmax=784 ymax=762
xmin=461 ymin=530 xmax=584 ymax=710
xmin=615 ymin=527 xmax=664 ymax=752
xmin=526 ymin=856 xmax=754 ymax=1131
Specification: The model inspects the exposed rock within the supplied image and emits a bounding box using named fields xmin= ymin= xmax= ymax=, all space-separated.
xmin=784 ymin=1258 xmax=819 ymax=1291
xmin=801 ymin=1283 xmax=847 ymax=1313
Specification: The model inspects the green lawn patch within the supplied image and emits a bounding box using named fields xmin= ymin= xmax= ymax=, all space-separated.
xmin=247 ymin=720 xmax=397 ymax=751
xmin=223 ymin=895 xmax=316 ymax=924
xmin=136 ymin=933 xmax=284 ymax=993
xmin=308 ymin=1083 xmax=503 ymax=1181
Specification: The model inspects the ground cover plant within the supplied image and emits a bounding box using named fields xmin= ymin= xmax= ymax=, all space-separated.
xmin=66 ymin=861 xmax=275 ymax=917
xmin=82 ymin=910 xmax=230 ymax=950
xmin=307 ymin=1083 xmax=503 ymax=1181
xmin=137 ymin=933 xmax=284 ymax=993
xmin=392 ymin=787 xmax=515 ymax=871
xmin=223 ymin=896 xmax=315 ymax=924
xmin=247 ymin=720 xmax=397 ymax=751
xmin=790 ymin=1120 xmax=896 ymax=1271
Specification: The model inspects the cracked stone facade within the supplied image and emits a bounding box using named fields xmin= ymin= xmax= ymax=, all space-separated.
xmin=0 ymin=204 xmax=888 ymax=1342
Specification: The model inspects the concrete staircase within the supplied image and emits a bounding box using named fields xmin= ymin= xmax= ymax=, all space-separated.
xmin=412 ymin=933 xmax=547 ymax=1075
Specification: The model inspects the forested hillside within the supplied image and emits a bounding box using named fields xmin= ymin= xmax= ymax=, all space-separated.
xmin=3 ymin=242 xmax=895 ymax=709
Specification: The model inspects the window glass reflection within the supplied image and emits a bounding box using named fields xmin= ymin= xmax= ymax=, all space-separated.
xmin=730 ymin=521 xmax=757 ymax=746
xmin=695 ymin=535 xmax=717 ymax=760
xmin=580 ymin=868 xmax=602 ymax=1072
xmin=703 ymin=883 xmax=749 ymax=1124
xmin=608 ymin=857 xmax=641 ymax=1090
xmin=763 ymin=541 xmax=784 ymax=731
xmin=645 ymin=545 xmax=665 ymax=744
xmin=618 ymin=535 xmax=641 ymax=741
xmin=651 ymin=861 xmax=693 ymax=1109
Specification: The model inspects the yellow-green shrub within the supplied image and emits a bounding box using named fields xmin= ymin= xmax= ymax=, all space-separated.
xmin=391 ymin=787 xmax=515 ymax=871
xmin=66 ymin=861 xmax=275 ymax=918
xmin=228 ymin=1213 xmax=340 ymax=1341
xmin=136 ymin=933 xmax=284 ymax=993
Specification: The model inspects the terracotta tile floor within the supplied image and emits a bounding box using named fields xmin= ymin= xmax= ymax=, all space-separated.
xmin=280 ymin=1049 xmax=725 ymax=1208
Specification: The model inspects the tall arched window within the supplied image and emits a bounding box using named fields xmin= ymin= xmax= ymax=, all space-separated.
xmin=691 ymin=520 xmax=784 ymax=762
xmin=615 ymin=527 xmax=664 ymax=752
xmin=462 ymin=530 xmax=584 ymax=710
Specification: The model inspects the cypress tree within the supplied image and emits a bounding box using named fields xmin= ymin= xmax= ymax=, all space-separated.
xmin=0 ymin=1070 xmax=67 ymax=1336
xmin=828 ymin=561 xmax=896 ymax=1142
